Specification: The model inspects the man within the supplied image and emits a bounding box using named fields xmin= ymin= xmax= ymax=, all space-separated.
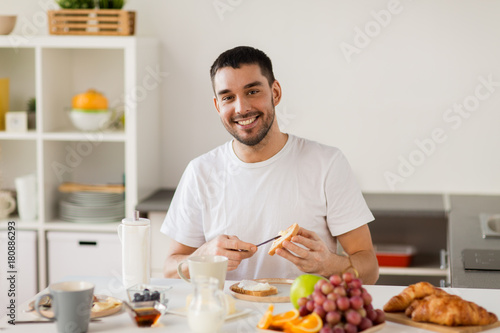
xmin=161 ymin=46 xmax=379 ymax=284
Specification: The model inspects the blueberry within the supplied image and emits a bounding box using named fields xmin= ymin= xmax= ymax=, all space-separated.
xmin=151 ymin=291 xmax=160 ymax=301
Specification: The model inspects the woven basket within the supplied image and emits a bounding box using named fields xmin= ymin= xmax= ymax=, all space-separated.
xmin=48 ymin=9 xmax=135 ymax=36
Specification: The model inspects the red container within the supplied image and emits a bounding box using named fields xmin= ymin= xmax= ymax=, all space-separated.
xmin=375 ymin=245 xmax=416 ymax=267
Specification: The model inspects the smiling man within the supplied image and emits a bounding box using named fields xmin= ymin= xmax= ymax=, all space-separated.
xmin=161 ymin=46 xmax=379 ymax=284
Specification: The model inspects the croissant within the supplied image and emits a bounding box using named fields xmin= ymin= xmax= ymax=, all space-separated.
xmin=407 ymin=294 xmax=498 ymax=326
xmin=383 ymin=282 xmax=448 ymax=312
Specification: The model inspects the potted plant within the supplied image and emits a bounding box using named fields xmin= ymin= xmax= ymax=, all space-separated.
xmin=55 ymin=0 xmax=125 ymax=9
xmin=49 ymin=0 xmax=134 ymax=35
xmin=27 ymin=97 xmax=36 ymax=130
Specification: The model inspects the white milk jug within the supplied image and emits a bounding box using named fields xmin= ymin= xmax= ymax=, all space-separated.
xmin=117 ymin=211 xmax=151 ymax=288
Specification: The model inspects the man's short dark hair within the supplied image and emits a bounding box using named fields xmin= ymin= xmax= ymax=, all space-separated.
xmin=210 ymin=46 xmax=276 ymax=89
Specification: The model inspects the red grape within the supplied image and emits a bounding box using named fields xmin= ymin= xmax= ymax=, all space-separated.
xmin=327 ymin=292 xmax=339 ymax=302
xmin=361 ymin=290 xmax=372 ymax=305
xmin=363 ymin=303 xmax=373 ymax=311
xmin=329 ymin=274 xmax=342 ymax=286
xmin=323 ymin=299 xmax=336 ymax=312
xmin=342 ymin=272 xmax=354 ymax=283
xmin=366 ymin=309 xmax=377 ymax=322
xmin=357 ymin=308 xmax=367 ymax=318
xmin=312 ymin=273 xmax=385 ymax=332
xmin=349 ymin=295 xmax=363 ymax=310
xmin=345 ymin=309 xmax=362 ymax=326
xmin=297 ymin=296 xmax=308 ymax=308
xmin=299 ymin=305 xmax=310 ymax=317
xmin=333 ymin=323 xmax=345 ymax=333
xmin=336 ymin=296 xmax=350 ymax=311
xmin=321 ymin=282 xmax=334 ymax=295
xmin=348 ymin=278 xmax=362 ymax=289
xmin=374 ymin=309 xmax=386 ymax=324
xmin=333 ymin=286 xmax=347 ymax=297
xmin=314 ymin=305 xmax=326 ymax=319
xmin=315 ymin=279 xmax=328 ymax=291
xmin=358 ymin=317 xmax=373 ymax=331
xmin=344 ymin=323 xmax=358 ymax=333
xmin=348 ymin=288 xmax=362 ymax=297
xmin=313 ymin=290 xmax=326 ymax=305
xmin=326 ymin=311 xmax=341 ymax=325
xmin=320 ymin=326 xmax=334 ymax=333
xmin=306 ymin=300 xmax=315 ymax=312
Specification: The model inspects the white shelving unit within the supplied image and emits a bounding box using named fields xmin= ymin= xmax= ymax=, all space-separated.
xmin=0 ymin=35 xmax=160 ymax=290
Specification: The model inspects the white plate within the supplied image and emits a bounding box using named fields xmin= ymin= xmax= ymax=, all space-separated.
xmin=167 ymin=307 xmax=252 ymax=321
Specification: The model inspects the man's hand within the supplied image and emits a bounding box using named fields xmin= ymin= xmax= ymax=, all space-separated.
xmin=192 ymin=235 xmax=257 ymax=271
xmin=275 ymin=225 xmax=379 ymax=284
xmin=275 ymin=227 xmax=335 ymax=275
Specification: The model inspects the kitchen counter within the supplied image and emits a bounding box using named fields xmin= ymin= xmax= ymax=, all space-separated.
xmin=138 ymin=190 xmax=500 ymax=289
xmin=448 ymin=195 xmax=500 ymax=289
xmin=2 ymin=277 xmax=500 ymax=332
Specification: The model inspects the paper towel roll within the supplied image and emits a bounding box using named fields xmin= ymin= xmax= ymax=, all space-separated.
xmin=118 ymin=217 xmax=151 ymax=288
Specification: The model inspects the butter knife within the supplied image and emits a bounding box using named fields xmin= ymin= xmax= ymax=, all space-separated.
xmin=255 ymin=235 xmax=281 ymax=247
xmin=235 ymin=235 xmax=281 ymax=252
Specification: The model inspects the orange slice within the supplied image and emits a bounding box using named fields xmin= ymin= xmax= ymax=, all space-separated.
xmin=289 ymin=312 xmax=323 ymax=333
xmin=257 ymin=304 xmax=274 ymax=330
xmin=271 ymin=308 xmax=300 ymax=328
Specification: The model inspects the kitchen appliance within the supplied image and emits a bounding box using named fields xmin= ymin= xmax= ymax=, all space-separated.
xmin=462 ymin=249 xmax=500 ymax=271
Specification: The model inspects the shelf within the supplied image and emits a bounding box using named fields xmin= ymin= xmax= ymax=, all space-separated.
xmin=43 ymin=221 xmax=121 ymax=232
xmin=0 ymin=35 xmax=160 ymax=291
xmin=0 ymin=35 xmax=156 ymax=49
xmin=42 ymin=129 xmax=126 ymax=142
xmin=0 ymin=219 xmax=40 ymax=230
xmin=0 ymin=130 xmax=37 ymax=140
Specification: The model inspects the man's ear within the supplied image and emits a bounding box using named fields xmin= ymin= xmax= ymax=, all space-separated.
xmin=213 ymin=96 xmax=221 ymax=114
xmin=272 ymin=80 xmax=282 ymax=106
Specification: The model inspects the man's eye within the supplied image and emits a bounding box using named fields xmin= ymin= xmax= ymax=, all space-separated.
xmin=248 ymin=90 xmax=259 ymax=95
xmin=222 ymin=96 xmax=233 ymax=102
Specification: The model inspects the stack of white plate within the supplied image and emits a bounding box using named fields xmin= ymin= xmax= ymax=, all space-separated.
xmin=59 ymin=192 xmax=125 ymax=223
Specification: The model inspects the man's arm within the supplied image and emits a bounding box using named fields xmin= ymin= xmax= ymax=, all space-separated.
xmin=276 ymin=224 xmax=379 ymax=284
xmin=164 ymin=235 xmax=258 ymax=278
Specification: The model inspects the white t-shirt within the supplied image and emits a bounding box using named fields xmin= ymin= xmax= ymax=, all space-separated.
xmin=161 ymin=134 xmax=374 ymax=280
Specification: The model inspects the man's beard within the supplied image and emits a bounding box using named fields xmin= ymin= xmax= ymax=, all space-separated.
xmin=225 ymin=104 xmax=275 ymax=147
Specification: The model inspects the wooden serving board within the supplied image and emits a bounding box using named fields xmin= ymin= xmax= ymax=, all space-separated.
xmin=260 ymin=322 xmax=385 ymax=333
xmin=39 ymin=295 xmax=122 ymax=319
xmin=385 ymin=312 xmax=500 ymax=333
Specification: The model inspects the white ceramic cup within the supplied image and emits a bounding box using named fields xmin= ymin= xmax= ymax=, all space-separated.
xmin=177 ymin=255 xmax=228 ymax=290
xmin=15 ymin=173 xmax=37 ymax=221
xmin=35 ymin=281 xmax=95 ymax=333
xmin=0 ymin=190 xmax=16 ymax=219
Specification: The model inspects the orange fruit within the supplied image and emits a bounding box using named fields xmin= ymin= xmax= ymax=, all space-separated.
xmin=282 ymin=317 xmax=302 ymax=333
xmin=271 ymin=308 xmax=300 ymax=328
xmin=257 ymin=304 xmax=274 ymax=330
xmin=289 ymin=312 xmax=323 ymax=333
xmin=72 ymin=89 xmax=108 ymax=110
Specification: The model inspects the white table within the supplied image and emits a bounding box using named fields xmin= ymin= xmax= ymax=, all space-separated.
xmin=2 ymin=277 xmax=500 ymax=332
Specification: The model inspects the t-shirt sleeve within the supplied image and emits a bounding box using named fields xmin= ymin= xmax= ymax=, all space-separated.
xmin=325 ymin=150 xmax=374 ymax=236
xmin=160 ymin=162 xmax=207 ymax=248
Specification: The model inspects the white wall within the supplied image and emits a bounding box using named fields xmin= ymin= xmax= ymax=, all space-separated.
xmin=3 ymin=0 xmax=500 ymax=194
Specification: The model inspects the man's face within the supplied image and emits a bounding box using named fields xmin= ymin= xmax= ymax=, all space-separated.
xmin=213 ymin=64 xmax=281 ymax=146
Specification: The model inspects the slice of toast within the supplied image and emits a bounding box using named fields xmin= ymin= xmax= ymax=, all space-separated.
xmin=268 ymin=223 xmax=300 ymax=256
xmin=230 ymin=284 xmax=278 ymax=297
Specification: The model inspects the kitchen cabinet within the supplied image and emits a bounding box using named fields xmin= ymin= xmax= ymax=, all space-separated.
xmin=46 ymin=231 xmax=121 ymax=284
xmin=0 ymin=36 xmax=160 ymax=291
xmin=363 ymin=193 xmax=449 ymax=286
xmin=0 ymin=230 xmax=37 ymax=318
